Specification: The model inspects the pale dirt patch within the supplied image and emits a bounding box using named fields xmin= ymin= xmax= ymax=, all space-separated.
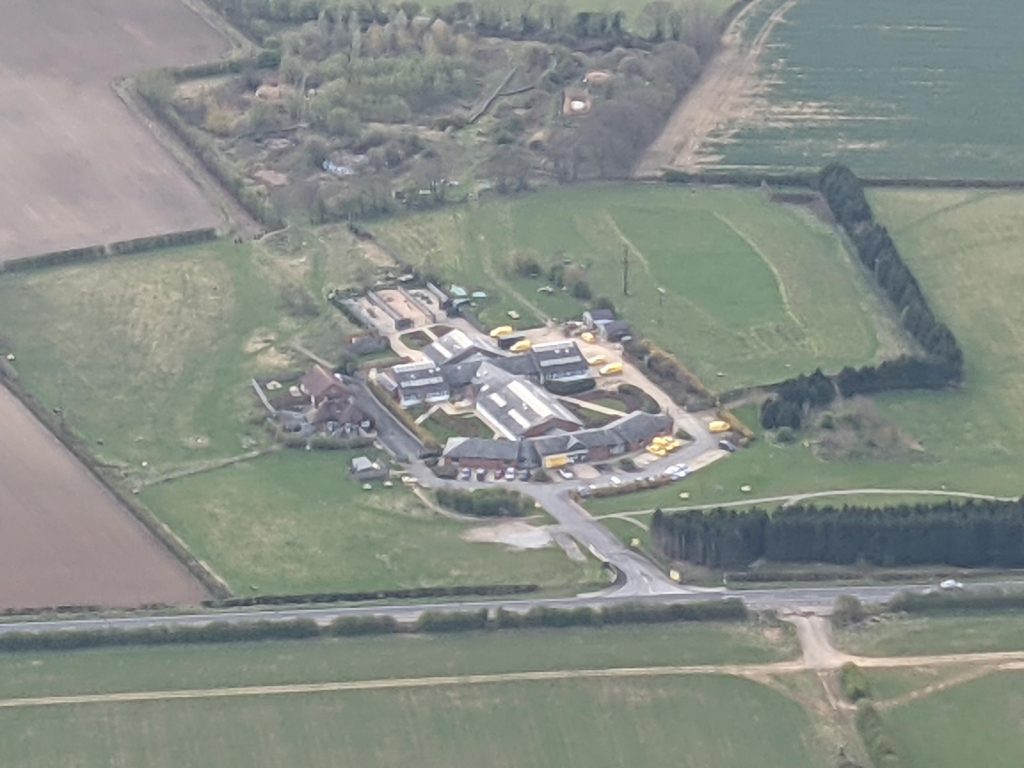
xmin=462 ymin=522 xmax=555 ymax=550
xmin=254 ymin=169 xmax=290 ymax=187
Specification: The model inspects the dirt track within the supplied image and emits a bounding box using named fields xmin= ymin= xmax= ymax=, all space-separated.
xmin=634 ymin=0 xmax=798 ymax=176
xmin=0 ymin=0 xmax=228 ymax=261
xmin=0 ymin=385 xmax=208 ymax=609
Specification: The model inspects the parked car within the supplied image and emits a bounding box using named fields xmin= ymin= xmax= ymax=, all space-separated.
xmin=610 ymin=476 xmax=622 ymax=486
xmin=718 ymin=439 xmax=737 ymax=453
xmin=504 ymin=467 xmax=516 ymax=481
xmin=494 ymin=468 xmax=504 ymax=480
xmin=518 ymin=469 xmax=531 ymax=481
xmin=460 ymin=467 xmax=472 ymax=480
xmin=557 ymin=468 xmax=575 ymax=480
xmin=939 ymin=578 xmax=964 ymax=591
xmin=476 ymin=468 xmax=487 ymax=481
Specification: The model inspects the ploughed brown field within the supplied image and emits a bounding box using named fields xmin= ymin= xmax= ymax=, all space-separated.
xmin=0 ymin=386 xmax=208 ymax=609
xmin=0 ymin=0 xmax=228 ymax=262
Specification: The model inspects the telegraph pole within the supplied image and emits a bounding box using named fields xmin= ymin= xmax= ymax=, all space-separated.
xmin=622 ymin=247 xmax=630 ymax=296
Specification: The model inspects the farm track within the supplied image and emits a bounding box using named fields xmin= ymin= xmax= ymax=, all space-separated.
xmin=5 ymin=617 xmax=1024 ymax=711
xmin=634 ymin=0 xmax=799 ymax=176
xmin=598 ymin=487 xmax=1018 ymax=517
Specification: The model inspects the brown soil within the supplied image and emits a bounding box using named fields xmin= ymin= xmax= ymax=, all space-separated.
xmin=0 ymin=385 xmax=208 ymax=609
xmin=0 ymin=0 xmax=230 ymax=261
xmin=634 ymin=0 xmax=798 ymax=176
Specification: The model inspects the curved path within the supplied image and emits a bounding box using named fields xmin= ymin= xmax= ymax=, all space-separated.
xmin=599 ymin=487 xmax=1018 ymax=519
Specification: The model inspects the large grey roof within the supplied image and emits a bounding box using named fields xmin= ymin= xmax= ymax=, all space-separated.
xmin=442 ymin=437 xmax=520 ymax=461
xmin=473 ymin=362 xmax=581 ymax=438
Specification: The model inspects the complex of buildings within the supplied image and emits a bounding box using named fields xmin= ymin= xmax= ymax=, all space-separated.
xmin=375 ymin=328 xmax=669 ymax=472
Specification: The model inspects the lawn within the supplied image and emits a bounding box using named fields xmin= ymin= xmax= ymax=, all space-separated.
xmin=0 ymin=229 xmax=370 ymax=476
xmin=886 ymin=671 xmax=1024 ymax=768
xmin=0 ymin=622 xmax=797 ymax=699
xmin=141 ymin=450 xmax=603 ymax=594
xmin=591 ymin=189 xmax=1024 ymax=513
xmin=836 ymin=612 xmax=1024 ymax=658
xmin=371 ymin=184 xmax=902 ymax=389
xmin=0 ymin=673 xmax=826 ymax=768
xmin=707 ymin=0 xmax=1024 ymax=179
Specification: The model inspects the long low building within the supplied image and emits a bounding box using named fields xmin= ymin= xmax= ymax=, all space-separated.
xmin=441 ymin=411 xmax=673 ymax=470
xmin=473 ymin=362 xmax=583 ymax=439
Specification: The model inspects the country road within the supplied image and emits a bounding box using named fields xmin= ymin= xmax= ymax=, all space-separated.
xmin=5 ymin=580 xmax=1024 ymax=638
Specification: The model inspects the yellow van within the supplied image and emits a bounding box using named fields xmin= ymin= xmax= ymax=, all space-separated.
xmin=489 ymin=325 xmax=513 ymax=338
xmin=510 ymin=339 xmax=532 ymax=353
xmin=599 ymin=362 xmax=623 ymax=376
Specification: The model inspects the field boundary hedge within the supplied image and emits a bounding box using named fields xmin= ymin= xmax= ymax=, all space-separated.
xmin=0 ymin=228 xmax=218 ymax=274
xmin=0 ymin=377 xmax=232 ymax=602
xmin=205 ymin=583 xmax=538 ymax=608
xmin=0 ymin=599 xmax=748 ymax=652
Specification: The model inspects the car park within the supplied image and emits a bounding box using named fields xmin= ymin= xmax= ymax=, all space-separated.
xmin=476 ymin=468 xmax=487 ymax=481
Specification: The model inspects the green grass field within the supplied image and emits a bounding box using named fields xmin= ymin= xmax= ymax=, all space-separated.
xmin=709 ymin=0 xmax=1024 ymax=179
xmin=141 ymin=451 xmax=602 ymax=594
xmin=372 ymin=184 xmax=901 ymax=389
xmin=1 ymin=675 xmax=825 ymax=768
xmin=592 ymin=189 xmax=1024 ymax=513
xmin=0 ymin=231 xmax=368 ymax=475
xmin=0 ymin=623 xmax=797 ymax=699
xmin=885 ymin=671 xmax=1024 ymax=768
xmin=0 ymin=622 xmax=819 ymax=768
xmin=836 ymin=612 xmax=1024 ymax=657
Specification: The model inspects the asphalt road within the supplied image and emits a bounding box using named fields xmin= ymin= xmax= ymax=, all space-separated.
xmin=5 ymin=581 xmax=1024 ymax=637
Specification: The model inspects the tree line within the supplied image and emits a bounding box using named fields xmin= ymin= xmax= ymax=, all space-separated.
xmin=760 ymin=164 xmax=965 ymax=429
xmin=0 ymin=599 xmax=745 ymax=652
xmin=821 ymin=163 xmax=964 ymax=391
xmin=652 ymin=499 xmax=1024 ymax=569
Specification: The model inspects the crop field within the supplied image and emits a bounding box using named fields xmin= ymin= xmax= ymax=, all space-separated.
xmin=372 ymin=184 xmax=903 ymax=389
xmin=0 ymin=0 xmax=227 ymax=261
xmin=141 ymin=451 xmax=604 ymax=594
xmin=0 ymin=623 xmax=798 ymax=699
xmin=1 ymin=675 xmax=826 ymax=768
xmin=836 ymin=612 xmax=1024 ymax=658
xmin=0 ymin=386 xmax=207 ymax=610
xmin=592 ymin=189 xmax=1024 ymax=513
xmin=0 ymin=624 xmax=819 ymax=768
xmin=885 ymin=671 xmax=1024 ymax=768
xmin=701 ymin=0 xmax=1024 ymax=179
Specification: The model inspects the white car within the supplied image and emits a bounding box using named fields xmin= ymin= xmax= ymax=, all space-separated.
xmin=609 ymin=476 xmax=622 ymax=486
xmin=939 ymin=579 xmax=964 ymax=591
xmin=558 ymin=468 xmax=575 ymax=480
xmin=504 ymin=467 xmax=516 ymax=481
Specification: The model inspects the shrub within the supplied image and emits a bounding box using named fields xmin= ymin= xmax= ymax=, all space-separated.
xmin=832 ymin=595 xmax=867 ymax=627
xmin=435 ymin=488 xmax=531 ymax=517
xmin=855 ymin=702 xmax=904 ymax=767
xmin=414 ymin=609 xmax=489 ymax=632
xmin=328 ymin=615 xmax=399 ymax=636
xmin=839 ymin=662 xmax=871 ymax=702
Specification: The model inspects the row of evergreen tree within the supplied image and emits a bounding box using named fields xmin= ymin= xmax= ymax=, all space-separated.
xmin=760 ymin=368 xmax=835 ymax=429
xmin=760 ymin=164 xmax=965 ymax=428
xmin=651 ymin=499 xmax=1024 ymax=569
xmin=819 ymin=164 xmax=964 ymax=390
